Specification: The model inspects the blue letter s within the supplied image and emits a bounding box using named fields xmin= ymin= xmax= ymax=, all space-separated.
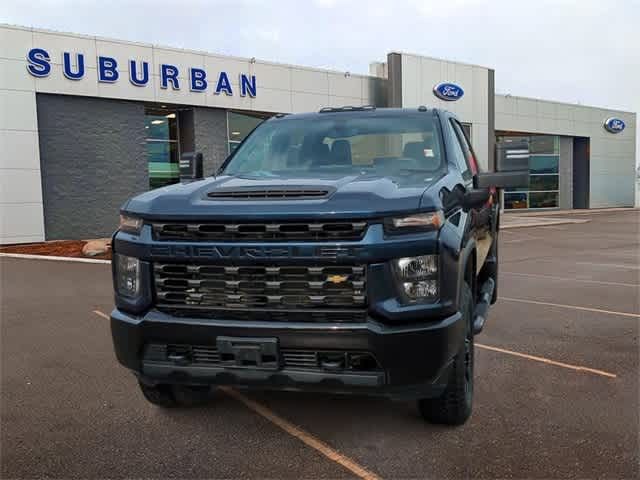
xmin=26 ymin=48 xmax=51 ymax=77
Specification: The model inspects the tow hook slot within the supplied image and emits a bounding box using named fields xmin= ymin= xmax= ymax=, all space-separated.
xmin=167 ymin=353 xmax=191 ymax=366
xmin=216 ymin=336 xmax=279 ymax=370
xmin=318 ymin=352 xmax=346 ymax=371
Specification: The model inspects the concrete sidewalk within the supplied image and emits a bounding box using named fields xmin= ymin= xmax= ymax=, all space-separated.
xmin=501 ymin=206 xmax=638 ymax=229
xmin=501 ymin=215 xmax=589 ymax=229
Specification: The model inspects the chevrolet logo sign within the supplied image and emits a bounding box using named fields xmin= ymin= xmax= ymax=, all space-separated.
xmin=327 ymin=274 xmax=348 ymax=284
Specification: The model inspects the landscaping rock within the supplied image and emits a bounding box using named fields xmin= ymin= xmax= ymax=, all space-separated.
xmin=82 ymin=239 xmax=111 ymax=257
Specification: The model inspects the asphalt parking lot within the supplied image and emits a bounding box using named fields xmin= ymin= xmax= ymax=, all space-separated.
xmin=1 ymin=210 xmax=638 ymax=479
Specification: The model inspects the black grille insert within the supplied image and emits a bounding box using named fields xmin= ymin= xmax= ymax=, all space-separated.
xmin=151 ymin=220 xmax=367 ymax=241
xmin=154 ymin=263 xmax=366 ymax=311
xmin=144 ymin=344 xmax=380 ymax=371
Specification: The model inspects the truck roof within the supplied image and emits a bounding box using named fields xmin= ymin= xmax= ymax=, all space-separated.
xmin=268 ymin=106 xmax=444 ymax=122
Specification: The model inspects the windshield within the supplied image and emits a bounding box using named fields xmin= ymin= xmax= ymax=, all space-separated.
xmin=221 ymin=113 xmax=445 ymax=178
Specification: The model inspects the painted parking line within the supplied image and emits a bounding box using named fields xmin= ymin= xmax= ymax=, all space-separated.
xmin=500 ymin=297 xmax=640 ymax=318
xmin=221 ymin=387 xmax=382 ymax=480
xmin=0 ymin=252 xmax=111 ymax=264
xmin=476 ymin=343 xmax=617 ymax=378
xmin=93 ymin=310 xmax=109 ymax=320
xmin=502 ymin=271 xmax=639 ymax=288
xmin=576 ymin=261 xmax=640 ymax=271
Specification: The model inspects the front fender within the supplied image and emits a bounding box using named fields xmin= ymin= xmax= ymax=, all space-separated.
xmin=439 ymin=210 xmax=476 ymax=312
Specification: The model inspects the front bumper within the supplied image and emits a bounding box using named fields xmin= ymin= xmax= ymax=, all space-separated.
xmin=111 ymin=308 xmax=464 ymax=399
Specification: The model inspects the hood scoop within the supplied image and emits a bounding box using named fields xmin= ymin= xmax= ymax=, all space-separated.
xmin=207 ymin=187 xmax=331 ymax=200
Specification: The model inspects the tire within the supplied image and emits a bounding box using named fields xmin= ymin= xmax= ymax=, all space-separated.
xmin=172 ymin=385 xmax=212 ymax=407
xmin=138 ymin=381 xmax=212 ymax=408
xmin=138 ymin=381 xmax=177 ymax=408
xmin=418 ymin=282 xmax=474 ymax=425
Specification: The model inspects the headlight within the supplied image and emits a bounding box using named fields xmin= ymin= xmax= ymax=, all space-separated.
xmin=393 ymin=255 xmax=438 ymax=301
xmin=115 ymin=254 xmax=140 ymax=298
xmin=119 ymin=214 xmax=143 ymax=234
xmin=385 ymin=211 xmax=443 ymax=234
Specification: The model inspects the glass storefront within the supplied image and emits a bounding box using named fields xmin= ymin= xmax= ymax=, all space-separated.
xmin=227 ymin=111 xmax=269 ymax=153
xmin=499 ymin=134 xmax=560 ymax=209
xmin=145 ymin=108 xmax=180 ymax=189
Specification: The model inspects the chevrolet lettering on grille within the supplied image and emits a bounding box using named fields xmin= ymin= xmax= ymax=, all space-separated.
xmin=149 ymin=245 xmax=366 ymax=260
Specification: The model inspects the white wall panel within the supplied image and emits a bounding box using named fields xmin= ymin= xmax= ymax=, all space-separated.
xmin=251 ymin=87 xmax=292 ymax=113
xmin=0 ymin=130 xmax=40 ymax=169
xmin=0 ymin=25 xmax=33 ymax=60
xmin=0 ymin=169 xmax=43 ymax=204
xmin=291 ymin=92 xmax=328 ymax=113
xmin=328 ymin=73 xmax=362 ymax=99
xmin=0 ymin=203 xmax=45 ymax=241
xmin=291 ymin=68 xmax=328 ymax=95
xmin=0 ymin=58 xmax=36 ymax=91
xmin=251 ymin=63 xmax=292 ymax=91
xmin=327 ymin=96 xmax=363 ymax=108
xmin=0 ymin=89 xmax=38 ymax=131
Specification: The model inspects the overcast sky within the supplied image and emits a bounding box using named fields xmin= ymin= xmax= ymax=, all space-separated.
xmin=2 ymin=0 xmax=638 ymax=163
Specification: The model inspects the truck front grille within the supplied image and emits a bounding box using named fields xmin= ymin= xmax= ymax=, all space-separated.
xmin=154 ymin=263 xmax=366 ymax=311
xmin=151 ymin=220 xmax=367 ymax=242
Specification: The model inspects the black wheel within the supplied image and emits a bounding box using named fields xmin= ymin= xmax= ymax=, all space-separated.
xmin=418 ymin=282 xmax=474 ymax=425
xmin=138 ymin=381 xmax=177 ymax=408
xmin=138 ymin=381 xmax=212 ymax=408
xmin=172 ymin=385 xmax=212 ymax=407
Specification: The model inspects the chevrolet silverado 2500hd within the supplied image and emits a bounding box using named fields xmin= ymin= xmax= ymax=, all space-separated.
xmin=110 ymin=106 xmax=527 ymax=425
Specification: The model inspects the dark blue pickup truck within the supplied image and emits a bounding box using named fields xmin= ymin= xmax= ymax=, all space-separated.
xmin=110 ymin=106 xmax=527 ymax=425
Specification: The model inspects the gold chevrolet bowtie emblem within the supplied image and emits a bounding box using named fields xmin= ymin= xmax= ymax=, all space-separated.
xmin=327 ymin=274 xmax=348 ymax=284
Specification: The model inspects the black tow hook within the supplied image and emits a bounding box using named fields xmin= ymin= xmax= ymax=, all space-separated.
xmin=473 ymin=277 xmax=495 ymax=335
xmin=167 ymin=353 xmax=191 ymax=366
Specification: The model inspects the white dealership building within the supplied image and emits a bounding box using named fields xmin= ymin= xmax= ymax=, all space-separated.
xmin=0 ymin=24 xmax=636 ymax=244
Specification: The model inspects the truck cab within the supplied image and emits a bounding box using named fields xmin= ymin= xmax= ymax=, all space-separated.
xmin=110 ymin=106 xmax=526 ymax=425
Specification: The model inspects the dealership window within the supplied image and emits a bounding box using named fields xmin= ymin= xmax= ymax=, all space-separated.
xmin=500 ymin=134 xmax=560 ymax=209
xmin=227 ymin=111 xmax=268 ymax=153
xmin=145 ymin=108 xmax=180 ymax=189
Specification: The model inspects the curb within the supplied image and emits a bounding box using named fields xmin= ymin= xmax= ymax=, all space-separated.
xmin=504 ymin=207 xmax=638 ymax=217
xmin=501 ymin=218 xmax=590 ymax=229
xmin=0 ymin=253 xmax=111 ymax=264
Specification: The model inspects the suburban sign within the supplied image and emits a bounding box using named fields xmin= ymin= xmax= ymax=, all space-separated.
xmin=26 ymin=47 xmax=257 ymax=97
xmin=433 ymin=82 xmax=464 ymax=101
xmin=603 ymin=117 xmax=626 ymax=134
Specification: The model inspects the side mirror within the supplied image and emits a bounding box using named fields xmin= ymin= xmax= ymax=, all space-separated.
xmin=462 ymin=188 xmax=491 ymax=209
xmin=476 ymin=171 xmax=529 ymax=189
xmin=179 ymin=152 xmax=204 ymax=182
xmin=479 ymin=138 xmax=530 ymax=189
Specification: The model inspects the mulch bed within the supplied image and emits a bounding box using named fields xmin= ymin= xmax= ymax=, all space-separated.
xmin=0 ymin=240 xmax=112 ymax=260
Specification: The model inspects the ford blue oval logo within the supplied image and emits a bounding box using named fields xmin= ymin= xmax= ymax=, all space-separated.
xmin=433 ymin=82 xmax=464 ymax=101
xmin=603 ymin=117 xmax=625 ymax=134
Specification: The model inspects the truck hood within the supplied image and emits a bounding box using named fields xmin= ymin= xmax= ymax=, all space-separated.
xmin=124 ymin=173 xmax=443 ymax=220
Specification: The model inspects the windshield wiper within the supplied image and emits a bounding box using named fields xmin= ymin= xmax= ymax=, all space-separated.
xmin=396 ymin=168 xmax=439 ymax=175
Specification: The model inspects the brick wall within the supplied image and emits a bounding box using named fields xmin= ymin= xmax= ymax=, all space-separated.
xmin=193 ymin=107 xmax=229 ymax=175
xmin=37 ymin=94 xmax=146 ymax=240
